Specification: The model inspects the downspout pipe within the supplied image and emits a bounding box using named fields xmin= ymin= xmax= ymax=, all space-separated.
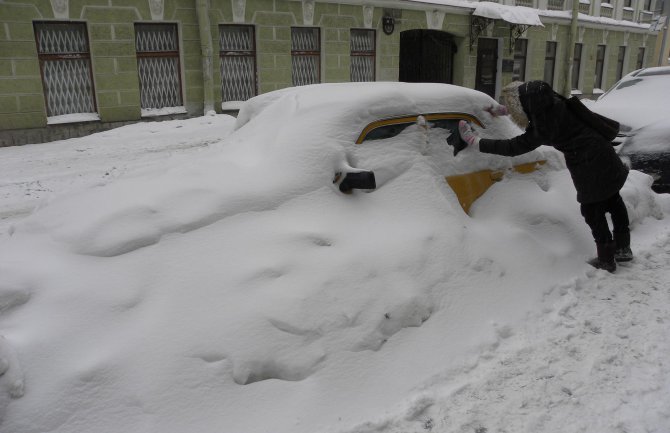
xmin=563 ymin=0 xmax=579 ymax=97
xmin=196 ymin=0 xmax=215 ymax=114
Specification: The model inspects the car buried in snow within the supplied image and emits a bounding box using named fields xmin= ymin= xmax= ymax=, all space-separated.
xmin=233 ymin=82 xmax=553 ymax=213
xmin=590 ymin=66 xmax=670 ymax=193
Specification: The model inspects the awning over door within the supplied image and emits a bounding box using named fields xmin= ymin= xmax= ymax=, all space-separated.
xmin=470 ymin=2 xmax=544 ymax=52
xmin=473 ymin=2 xmax=544 ymax=26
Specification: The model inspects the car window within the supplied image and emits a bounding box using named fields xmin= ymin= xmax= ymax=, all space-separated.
xmin=615 ymin=78 xmax=642 ymax=90
xmin=363 ymin=122 xmax=414 ymax=141
xmin=427 ymin=119 xmax=463 ymax=148
xmin=357 ymin=113 xmax=482 ymax=144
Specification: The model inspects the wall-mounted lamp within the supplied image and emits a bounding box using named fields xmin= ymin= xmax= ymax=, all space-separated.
xmin=382 ymin=15 xmax=395 ymax=35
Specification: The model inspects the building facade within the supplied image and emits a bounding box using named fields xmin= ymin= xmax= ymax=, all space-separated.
xmin=0 ymin=0 xmax=663 ymax=146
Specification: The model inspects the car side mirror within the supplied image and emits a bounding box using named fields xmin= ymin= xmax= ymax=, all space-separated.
xmin=338 ymin=171 xmax=376 ymax=193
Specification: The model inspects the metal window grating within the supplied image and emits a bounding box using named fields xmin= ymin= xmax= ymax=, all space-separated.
xmin=547 ymin=0 xmax=565 ymax=10
xmin=512 ymin=39 xmax=528 ymax=82
xmin=220 ymin=25 xmax=257 ymax=102
xmin=135 ymin=23 xmax=183 ymax=110
xmin=572 ymin=43 xmax=583 ymax=90
xmin=291 ymin=27 xmax=320 ymax=86
xmin=616 ymin=46 xmax=626 ymax=80
xmin=34 ymin=21 xmax=96 ymax=117
xmin=544 ymin=41 xmax=557 ymax=86
xmin=350 ymin=29 xmax=375 ymax=82
xmin=594 ymin=45 xmax=606 ymax=89
xmin=636 ymin=47 xmax=645 ymax=69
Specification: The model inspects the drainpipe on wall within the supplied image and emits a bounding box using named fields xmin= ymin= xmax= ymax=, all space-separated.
xmin=563 ymin=0 xmax=579 ymax=97
xmin=659 ymin=0 xmax=669 ymax=65
xmin=196 ymin=0 xmax=215 ymax=114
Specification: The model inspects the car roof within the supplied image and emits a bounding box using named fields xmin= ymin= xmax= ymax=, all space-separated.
xmin=234 ymin=82 xmax=497 ymax=133
xmin=630 ymin=66 xmax=670 ymax=77
xmin=228 ymin=82 xmax=523 ymax=151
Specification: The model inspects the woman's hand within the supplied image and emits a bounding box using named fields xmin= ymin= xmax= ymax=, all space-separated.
xmin=458 ymin=120 xmax=480 ymax=148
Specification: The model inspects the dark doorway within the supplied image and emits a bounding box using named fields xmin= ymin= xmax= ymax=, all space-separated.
xmin=399 ymin=30 xmax=456 ymax=84
xmin=475 ymin=38 xmax=498 ymax=98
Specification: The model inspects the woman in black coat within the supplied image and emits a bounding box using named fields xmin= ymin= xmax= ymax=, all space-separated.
xmin=459 ymin=80 xmax=632 ymax=272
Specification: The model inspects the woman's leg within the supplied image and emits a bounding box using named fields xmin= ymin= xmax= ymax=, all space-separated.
xmin=581 ymin=199 xmax=616 ymax=272
xmin=580 ymin=200 xmax=612 ymax=244
xmin=607 ymin=193 xmax=633 ymax=261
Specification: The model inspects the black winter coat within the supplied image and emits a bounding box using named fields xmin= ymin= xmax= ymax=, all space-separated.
xmin=479 ymin=81 xmax=629 ymax=204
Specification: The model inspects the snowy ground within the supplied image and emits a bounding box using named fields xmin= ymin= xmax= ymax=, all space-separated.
xmin=0 ymin=113 xmax=235 ymax=237
xmin=0 ymin=100 xmax=669 ymax=433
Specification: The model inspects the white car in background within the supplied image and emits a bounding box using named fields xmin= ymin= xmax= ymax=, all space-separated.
xmin=591 ymin=66 xmax=670 ymax=193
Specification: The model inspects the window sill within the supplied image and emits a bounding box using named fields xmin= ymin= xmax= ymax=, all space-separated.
xmin=47 ymin=113 xmax=101 ymax=125
xmin=141 ymin=107 xmax=187 ymax=118
xmin=221 ymin=101 xmax=244 ymax=111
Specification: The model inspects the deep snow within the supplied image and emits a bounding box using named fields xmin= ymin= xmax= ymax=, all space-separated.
xmin=0 ymin=88 xmax=669 ymax=433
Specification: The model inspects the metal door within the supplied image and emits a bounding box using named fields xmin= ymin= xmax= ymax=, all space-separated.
xmin=475 ymin=38 xmax=498 ymax=98
xmin=399 ymin=29 xmax=456 ymax=84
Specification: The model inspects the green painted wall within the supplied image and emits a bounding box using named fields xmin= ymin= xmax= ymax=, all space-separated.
xmin=0 ymin=2 xmax=46 ymax=130
xmin=0 ymin=0 xmax=659 ymax=135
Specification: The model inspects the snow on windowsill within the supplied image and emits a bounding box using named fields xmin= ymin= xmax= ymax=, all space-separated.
xmin=623 ymin=6 xmax=634 ymax=10
xmin=593 ymin=88 xmax=605 ymax=94
xmin=47 ymin=112 xmax=101 ymax=125
xmin=221 ymin=101 xmax=244 ymax=111
xmin=571 ymin=89 xmax=583 ymax=95
xmin=579 ymin=0 xmax=590 ymax=4
xmin=601 ymin=3 xmax=613 ymax=8
xmin=141 ymin=106 xmax=187 ymax=118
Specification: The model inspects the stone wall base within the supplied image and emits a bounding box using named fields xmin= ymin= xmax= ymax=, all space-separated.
xmin=0 ymin=114 xmax=191 ymax=148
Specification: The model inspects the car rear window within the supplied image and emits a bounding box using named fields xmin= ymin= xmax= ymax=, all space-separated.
xmin=363 ymin=122 xmax=414 ymax=141
xmin=358 ymin=114 xmax=482 ymax=144
xmin=362 ymin=118 xmax=462 ymax=143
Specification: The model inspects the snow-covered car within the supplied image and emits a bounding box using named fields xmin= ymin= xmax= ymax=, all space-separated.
xmin=234 ymin=82 xmax=551 ymax=211
xmin=1 ymin=82 xmax=666 ymax=433
xmin=590 ymin=66 xmax=670 ymax=193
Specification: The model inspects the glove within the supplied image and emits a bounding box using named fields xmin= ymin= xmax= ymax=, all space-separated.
xmin=485 ymin=104 xmax=509 ymax=117
xmin=458 ymin=120 xmax=480 ymax=148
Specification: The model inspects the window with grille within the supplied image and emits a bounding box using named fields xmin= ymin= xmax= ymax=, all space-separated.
xmin=291 ymin=27 xmax=320 ymax=86
xmin=544 ymin=41 xmax=557 ymax=86
xmin=624 ymin=0 xmax=632 ymax=7
xmin=572 ymin=43 xmax=583 ymax=90
xmin=643 ymin=0 xmax=651 ymax=10
xmin=594 ymin=45 xmax=606 ymax=89
xmin=616 ymin=46 xmax=626 ymax=80
xmin=135 ymin=23 xmax=183 ymax=110
xmin=220 ymin=25 xmax=257 ymax=102
xmin=34 ymin=21 xmax=96 ymax=117
xmin=512 ymin=39 xmax=528 ymax=82
xmin=350 ymin=29 xmax=375 ymax=82
xmin=636 ymin=47 xmax=645 ymax=69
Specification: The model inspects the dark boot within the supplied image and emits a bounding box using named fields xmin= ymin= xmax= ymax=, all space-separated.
xmin=587 ymin=242 xmax=616 ymax=273
xmin=613 ymin=231 xmax=633 ymax=262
